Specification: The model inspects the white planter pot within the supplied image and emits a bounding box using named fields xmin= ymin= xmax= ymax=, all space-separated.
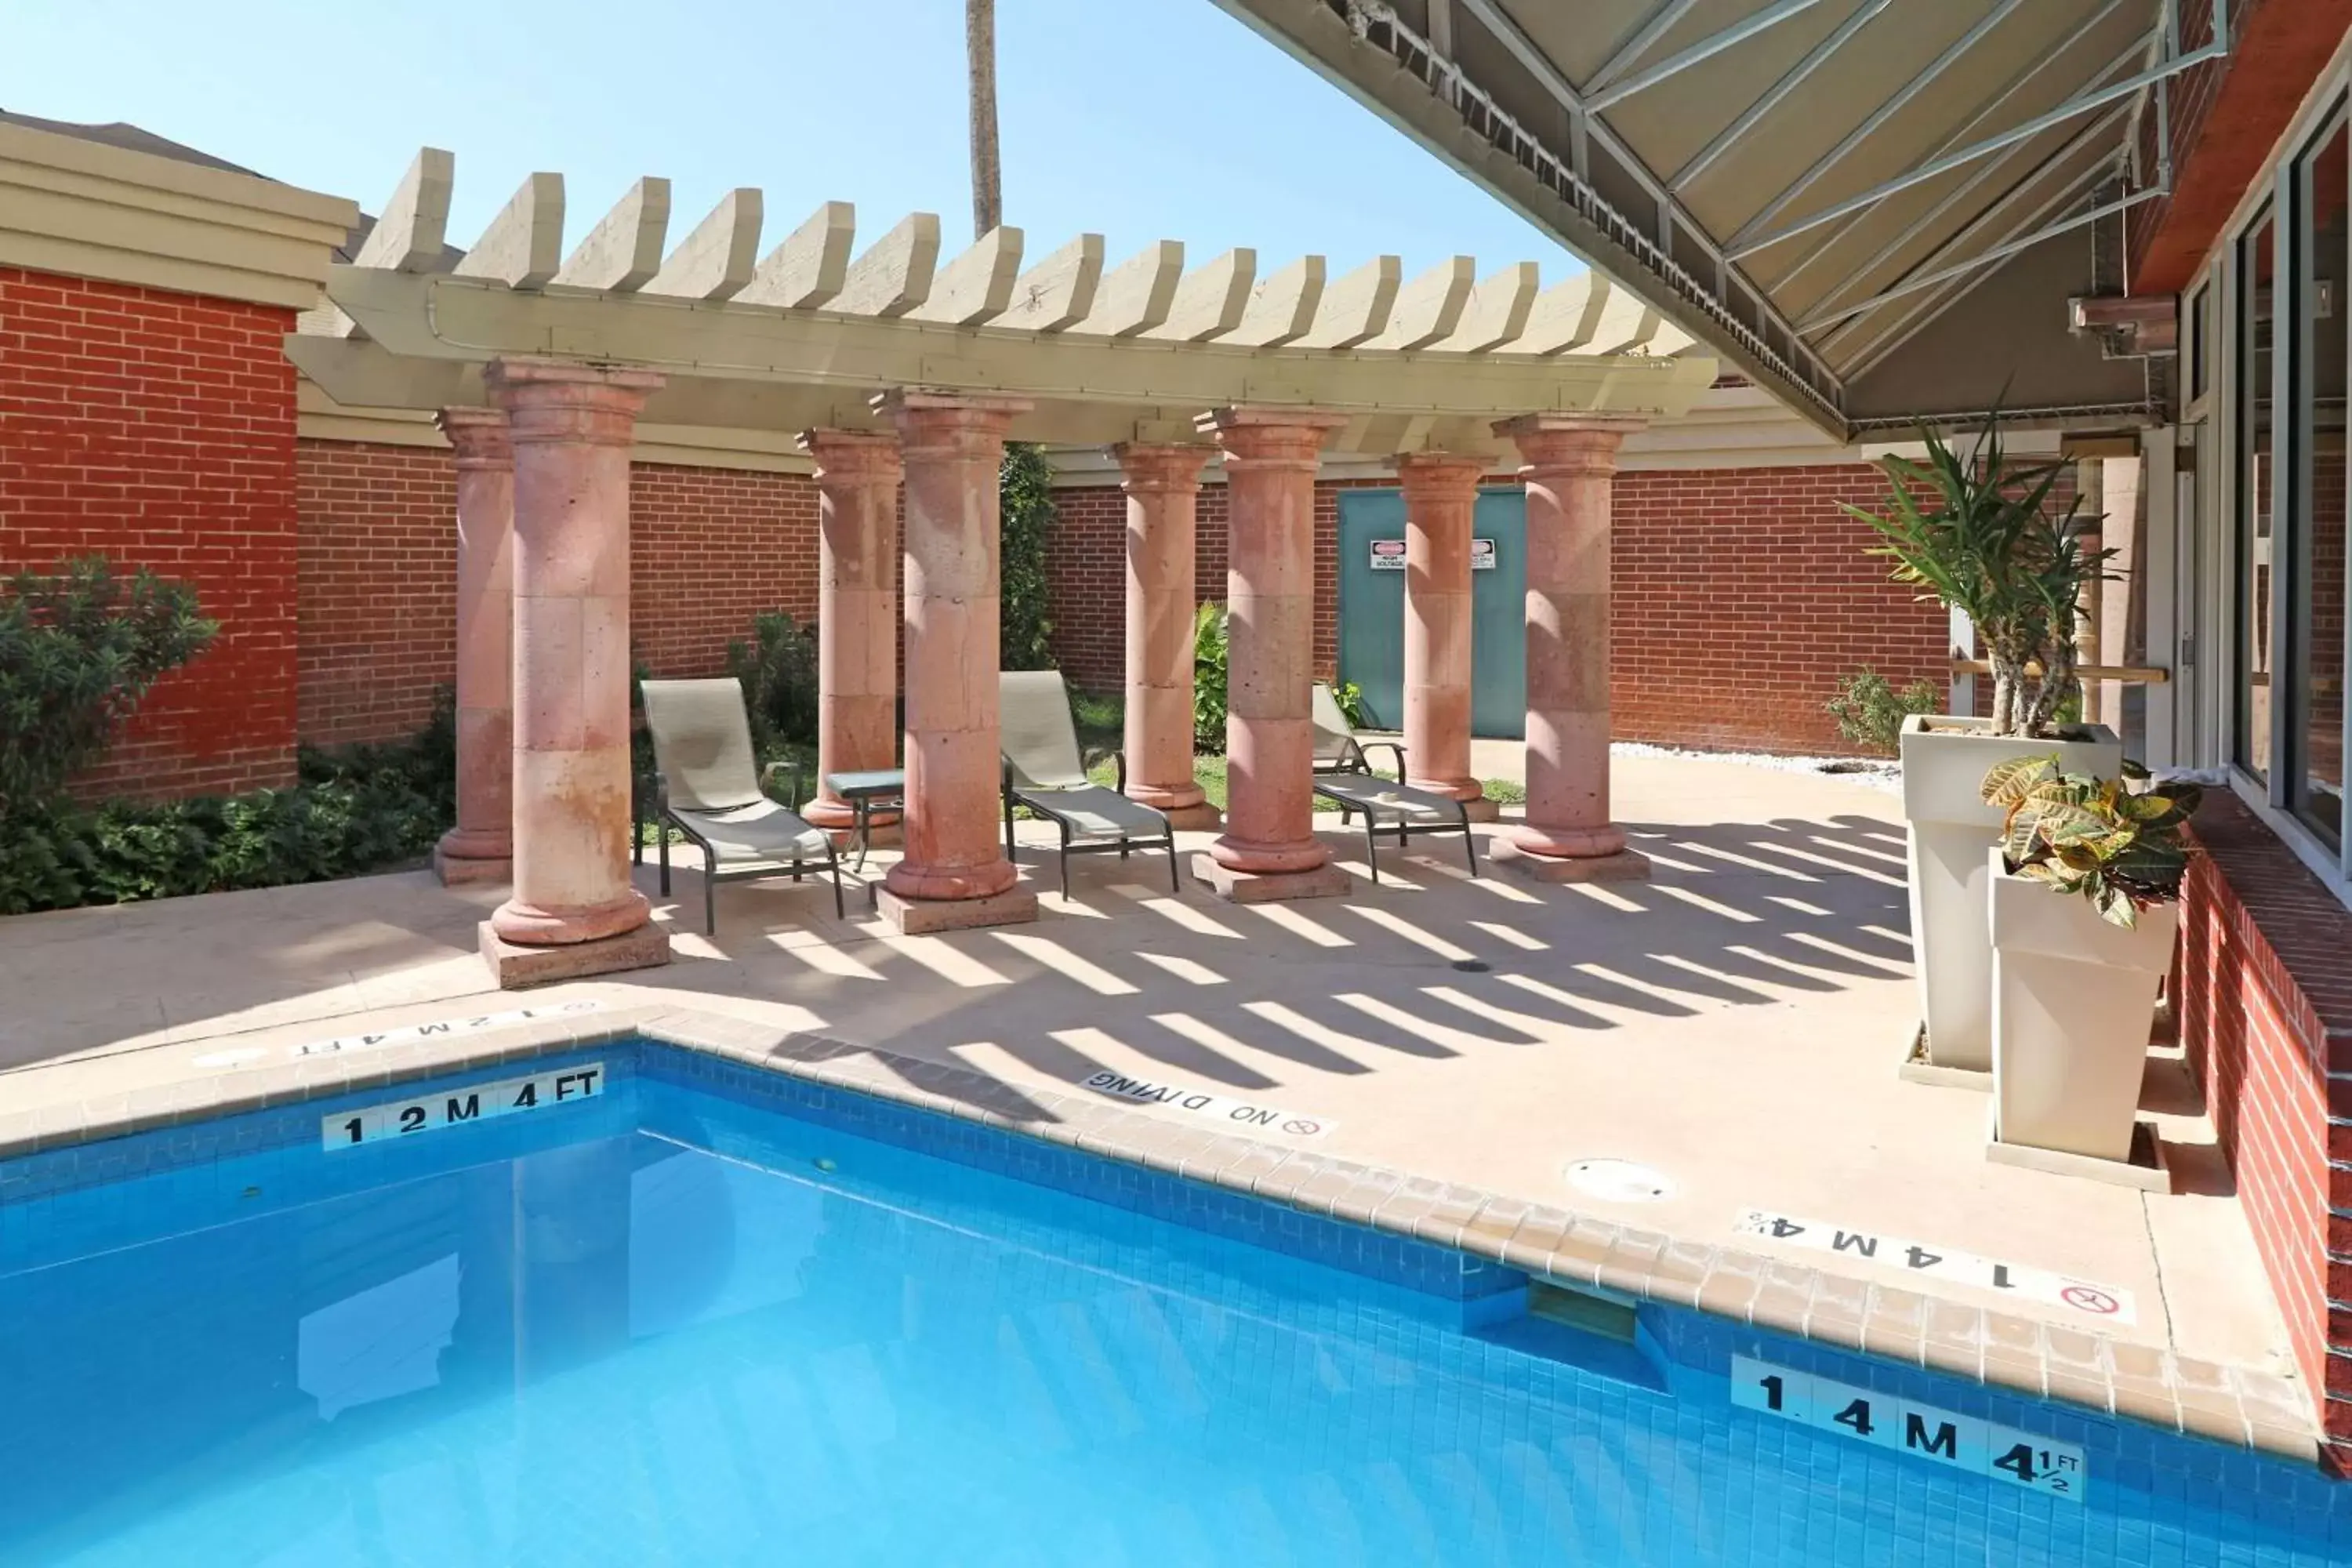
xmin=1988 ymin=850 xmax=2179 ymax=1163
xmin=1899 ymin=714 xmax=2121 ymax=1073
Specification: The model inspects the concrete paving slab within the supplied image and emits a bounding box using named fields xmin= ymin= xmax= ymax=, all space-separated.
xmin=0 ymin=754 xmax=2299 ymax=1401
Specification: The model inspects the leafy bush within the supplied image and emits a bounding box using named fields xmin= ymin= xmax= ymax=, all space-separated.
xmin=1192 ymin=602 xmax=1229 ymax=753
xmin=725 ymin=612 xmax=820 ymax=755
xmin=1841 ymin=412 xmax=2112 ymax=738
xmin=1333 ymin=680 xmax=1373 ymax=729
xmin=0 ymin=557 xmax=217 ymax=814
xmin=1824 ymin=667 xmax=1939 ymax=755
xmin=1000 ymin=442 xmax=1058 ymax=670
xmin=1982 ymin=754 xmax=2200 ymax=928
xmin=2 ymin=692 xmax=457 ymax=916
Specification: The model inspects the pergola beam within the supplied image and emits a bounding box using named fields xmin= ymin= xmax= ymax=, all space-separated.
xmin=303 ymin=265 xmax=1709 ymax=430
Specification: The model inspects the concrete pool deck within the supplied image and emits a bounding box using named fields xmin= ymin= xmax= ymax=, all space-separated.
xmin=0 ymin=750 xmax=2307 ymax=1449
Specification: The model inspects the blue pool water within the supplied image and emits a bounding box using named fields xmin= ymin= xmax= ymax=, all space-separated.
xmin=2 ymin=1043 xmax=2347 ymax=1566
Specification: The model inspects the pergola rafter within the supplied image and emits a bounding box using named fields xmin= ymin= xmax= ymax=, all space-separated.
xmin=296 ymin=149 xmax=1715 ymax=461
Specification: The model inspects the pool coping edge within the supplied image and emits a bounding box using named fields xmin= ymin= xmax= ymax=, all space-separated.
xmin=0 ymin=1000 xmax=2324 ymax=1471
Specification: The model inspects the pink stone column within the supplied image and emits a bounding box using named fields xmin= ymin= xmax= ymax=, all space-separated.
xmin=1396 ymin=451 xmax=1490 ymax=818
xmin=798 ymin=429 xmax=903 ymax=835
xmin=485 ymin=358 xmax=665 ymax=953
xmin=1495 ymin=414 xmax=1647 ymax=876
xmin=877 ymin=390 xmax=1037 ymax=929
xmin=1197 ymin=407 xmax=1348 ymax=896
xmin=1115 ymin=442 xmax=1219 ymax=830
xmin=432 ymin=407 xmax=516 ymax=884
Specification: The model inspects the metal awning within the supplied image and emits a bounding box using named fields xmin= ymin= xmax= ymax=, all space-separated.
xmin=1214 ymin=0 xmax=2228 ymax=437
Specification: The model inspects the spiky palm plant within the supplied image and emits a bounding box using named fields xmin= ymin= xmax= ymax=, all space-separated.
xmin=1840 ymin=417 xmax=2113 ymax=737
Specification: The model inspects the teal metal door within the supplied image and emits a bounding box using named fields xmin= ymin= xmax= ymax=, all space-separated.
xmin=1336 ymin=488 xmax=1526 ymax=739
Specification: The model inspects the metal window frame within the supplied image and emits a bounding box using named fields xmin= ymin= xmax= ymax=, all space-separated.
xmin=2284 ymin=96 xmax=2351 ymax=853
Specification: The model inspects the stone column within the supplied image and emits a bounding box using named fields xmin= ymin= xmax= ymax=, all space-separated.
xmin=875 ymin=390 xmax=1038 ymax=933
xmin=433 ymin=407 xmax=516 ymax=884
xmin=1192 ymin=407 xmax=1350 ymax=902
xmin=481 ymin=358 xmax=671 ymax=983
xmin=798 ymin=429 xmax=903 ymax=836
xmin=1492 ymin=414 xmax=1649 ymax=882
xmin=1116 ymin=442 xmax=1219 ymax=830
xmin=1396 ymin=451 xmax=1493 ymax=820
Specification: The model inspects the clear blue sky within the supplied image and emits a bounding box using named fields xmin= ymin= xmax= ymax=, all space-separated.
xmin=5 ymin=0 xmax=1582 ymax=284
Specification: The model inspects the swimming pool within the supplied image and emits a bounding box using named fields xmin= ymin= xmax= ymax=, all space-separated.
xmin=2 ymin=1040 xmax=2344 ymax=1566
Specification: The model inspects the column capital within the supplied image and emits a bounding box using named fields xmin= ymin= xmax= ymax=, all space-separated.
xmin=1393 ymin=449 xmax=1490 ymax=494
xmin=797 ymin=426 xmax=903 ymax=483
xmin=1110 ymin=442 xmax=1210 ymax=493
xmin=1494 ymin=412 xmax=1647 ymax=475
xmin=436 ymin=406 xmax=512 ymax=470
xmin=485 ymin=358 xmax=663 ymax=446
xmin=1196 ymin=406 xmax=1348 ymax=470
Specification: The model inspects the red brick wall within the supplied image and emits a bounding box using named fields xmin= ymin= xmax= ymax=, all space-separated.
xmin=296 ymin=440 xmax=456 ymax=748
xmin=1050 ymin=466 xmax=1946 ymax=753
xmin=2173 ymin=792 xmax=2352 ymax=1468
xmin=292 ymin=441 xmax=823 ymax=747
xmin=1613 ymin=464 xmax=1947 ymax=752
xmin=628 ymin=462 xmax=820 ymax=679
xmin=0 ymin=267 xmax=300 ymax=799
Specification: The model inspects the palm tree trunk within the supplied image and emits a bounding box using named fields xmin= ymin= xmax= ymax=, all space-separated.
xmin=966 ymin=0 xmax=1002 ymax=238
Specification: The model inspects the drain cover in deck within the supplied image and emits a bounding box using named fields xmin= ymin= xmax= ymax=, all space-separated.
xmin=1563 ymin=1159 xmax=1675 ymax=1203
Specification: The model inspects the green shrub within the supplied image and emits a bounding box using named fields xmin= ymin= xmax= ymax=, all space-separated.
xmin=725 ymin=612 xmax=820 ymax=754
xmin=1192 ymin=602 xmax=1229 ymax=753
xmin=0 ymin=556 xmax=217 ymax=815
xmin=1000 ymin=442 xmax=1057 ymax=670
xmin=2 ymin=690 xmax=458 ymax=916
xmin=1824 ymin=667 xmax=1939 ymax=755
xmin=1333 ymin=680 xmax=1373 ymax=729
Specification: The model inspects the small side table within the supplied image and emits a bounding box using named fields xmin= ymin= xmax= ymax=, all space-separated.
xmin=822 ymin=769 xmax=906 ymax=871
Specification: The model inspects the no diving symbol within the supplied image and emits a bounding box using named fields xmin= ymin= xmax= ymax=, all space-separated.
xmin=1282 ymin=1118 xmax=1323 ymax=1137
xmin=2060 ymin=1285 xmax=2122 ymax=1316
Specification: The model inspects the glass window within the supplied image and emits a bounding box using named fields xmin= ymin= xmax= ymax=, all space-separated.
xmin=2237 ymin=209 xmax=2276 ymax=780
xmin=2292 ymin=114 xmax=2347 ymax=848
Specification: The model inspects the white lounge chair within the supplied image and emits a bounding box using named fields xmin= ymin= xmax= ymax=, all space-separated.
xmin=637 ymin=677 xmax=844 ymax=931
xmin=1000 ymin=670 xmax=1181 ymax=896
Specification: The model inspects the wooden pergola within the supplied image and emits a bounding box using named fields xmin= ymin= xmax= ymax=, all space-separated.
xmin=295 ymin=150 xmax=1716 ymax=983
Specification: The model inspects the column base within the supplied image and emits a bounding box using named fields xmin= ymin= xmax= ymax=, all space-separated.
xmin=876 ymin=884 xmax=1039 ymax=934
xmin=1164 ymin=802 xmax=1224 ymax=831
xmin=1460 ymin=797 xmax=1501 ymax=824
xmin=479 ymin=920 xmax=671 ymax=989
xmin=1190 ymin=853 xmax=1352 ymax=904
xmin=1490 ymin=839 xmax=1652 ymax=884
xmin=434 ymin=843 xmax=513 ymax=886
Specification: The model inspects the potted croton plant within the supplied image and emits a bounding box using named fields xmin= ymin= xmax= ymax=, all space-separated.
xmin=1842 ymin=416 xmax=2122 ymax=1079
xmin=1981 ymin=756 xmax=2198 ymax=1165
